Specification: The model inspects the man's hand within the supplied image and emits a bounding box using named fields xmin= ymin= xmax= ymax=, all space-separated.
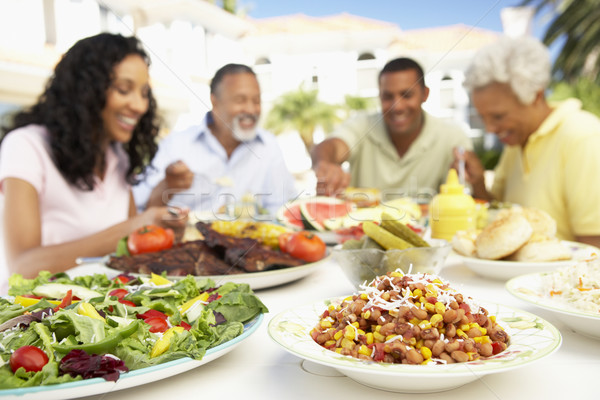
xmin=314 ymin=161 xmax=351 ymax=196
xmin=165 ymin=161 xmax=194 ymax=191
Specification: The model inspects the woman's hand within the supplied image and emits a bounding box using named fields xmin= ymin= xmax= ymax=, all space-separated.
xmin=451 ymin=148 xmax=491 ymax=200
xmin=140 ymin=206 xmax=189 ymax=242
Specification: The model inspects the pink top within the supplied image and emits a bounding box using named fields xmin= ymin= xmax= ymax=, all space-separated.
xmin=0 ymin=124 xmax=131 ymax=246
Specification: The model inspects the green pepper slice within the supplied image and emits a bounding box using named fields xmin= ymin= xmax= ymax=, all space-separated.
xmin=52 ymin=320 xmax=140 ymax=355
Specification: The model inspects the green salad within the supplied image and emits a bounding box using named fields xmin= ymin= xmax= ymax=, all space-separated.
xmin=0 ymin=271 xmax=268 ymax=389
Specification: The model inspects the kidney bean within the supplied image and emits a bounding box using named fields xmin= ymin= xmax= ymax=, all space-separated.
xmin=439 ymin=352 xmax=454 ymax=364
xmin=445 ymin=323 xmax=456 ymax=338
xmin=454 ymin=293 xmax=464 ymax=303
xmin=463 ymin=339 xmax=475 ymax=353
xmin=395 ymin=322 xmax=411 ymax=335
xmin=421 ymin=328 xmax=440 ymax=340
xmin=406 ymin=349 xmax=424 ymax=364
xmin=445 ymin=340 xmax=461 ymax=353
xmin=351 ymin=300 xmax=366 ymax=314
xmin=479 ymin=342 xmax=493 ymax=357
xmin=449 ymin=301 xmax=459 ymax=310
xmin=451 ymin=350 xmax=469 ymax=363
xmin=443 ymin=309 xmax=457 ymax=323
xmin=467 ymin=327 xmax=482 ymax=338
xmin=489 ymin=327 xmax=509 ymax=342
xmin=397 ymin=306 xmax=410 ymax=318
xmin=411 ymin=307 xmax=428 ymax=320
xmin=432 ymin=340 xmax=445 ymax=357
xmin=379 ymin=322 xmax=396 ymax=336
xmin=368 ymin=308 xmax=381 ymax=321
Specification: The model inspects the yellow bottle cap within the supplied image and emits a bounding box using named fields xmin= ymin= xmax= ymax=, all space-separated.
xmin=440 ymin=168 xmax=465 ymax=195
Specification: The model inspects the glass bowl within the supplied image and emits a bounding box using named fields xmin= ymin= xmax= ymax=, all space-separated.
xmin=333 ymin=239 xmax=451 ymax=288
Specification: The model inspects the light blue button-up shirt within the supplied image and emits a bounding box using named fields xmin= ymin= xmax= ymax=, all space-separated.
xmin=133 ymin=112 xmax=298 ymax=218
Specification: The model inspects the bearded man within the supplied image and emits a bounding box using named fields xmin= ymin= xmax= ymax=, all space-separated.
xmin=133 ymin=64 xmax=297 ymax=217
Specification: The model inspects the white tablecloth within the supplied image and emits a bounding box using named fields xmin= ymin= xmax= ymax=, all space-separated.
xmin=69 ymin=253 xmax=600 ymax=400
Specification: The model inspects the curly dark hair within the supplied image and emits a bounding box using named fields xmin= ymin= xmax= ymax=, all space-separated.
xmin=0 ymin=33 xmax=160 ymax=190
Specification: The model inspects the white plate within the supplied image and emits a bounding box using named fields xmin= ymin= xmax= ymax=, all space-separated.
xmin=268 ymin=298 xmax=561 ymax=393
xmin=506 ymin=272 xmax=600 ymax=339
xmin=91 ymin=255 xmax=328 ymax=291
xmin=458 ymin=240 xmax=598 ymax=281
xmin=0 ymin=313 xmax=263 ymax=400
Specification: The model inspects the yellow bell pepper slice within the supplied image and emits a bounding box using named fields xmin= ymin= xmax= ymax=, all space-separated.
xmin=150 ymin=326 xmax=185 ymax=358
xmin=77 ymin=302 xmax=106 ymax=322
xmin=14 ymin=296 xmax=61 ymax=307
xmin=150 ymin=273 xmax=172 ymax=286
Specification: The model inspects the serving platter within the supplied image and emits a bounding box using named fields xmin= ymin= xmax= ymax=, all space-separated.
xmin=0 ymin=313 xmax=263 ymax=400
xmin=73 ymin=254 xmax=329 ymax=291
xmin=268 ymin=298 xmax=561 ymax=393
xmin=506 ymin=272 xmax=600 ymax=339
xmin=457 ymin=240 xmax=598 ymax=280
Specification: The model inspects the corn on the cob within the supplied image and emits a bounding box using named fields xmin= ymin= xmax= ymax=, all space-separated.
xmin=209 ymin=220 xmax=290 ymax=249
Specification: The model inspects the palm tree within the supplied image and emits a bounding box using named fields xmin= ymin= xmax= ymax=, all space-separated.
xmin=521 ymin=0 xmax=600 ymax=84
xmin=263 ymin=87 xmax=340 ymax=150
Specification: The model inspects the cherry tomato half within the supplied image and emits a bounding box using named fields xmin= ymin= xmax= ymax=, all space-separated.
xmin=10 ymin=346 xmax=49 ymax=373
xmin=284 ymin=231 xmax=326 ymax=263
xmin=144 ymin=316 xmax=169 ymax=333
xmin=127 ymin=225 xmax=175 ymax=255
xmin=108 ymin=289 xmax=129 ymax=300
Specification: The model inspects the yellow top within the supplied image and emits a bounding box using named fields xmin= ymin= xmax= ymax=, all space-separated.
xmin=491 ymin=99 xmax=600 ymax=240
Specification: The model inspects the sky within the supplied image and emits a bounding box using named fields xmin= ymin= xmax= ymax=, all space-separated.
xmin=243 ymin=0 xmax=551 ymax=40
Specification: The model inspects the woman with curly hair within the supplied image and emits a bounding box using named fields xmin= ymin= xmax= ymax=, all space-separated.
xmin=0 ymin=32 xmax=187 ymax=280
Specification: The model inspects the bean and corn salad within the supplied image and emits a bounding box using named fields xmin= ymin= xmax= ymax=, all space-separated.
xmin=311 ymin=271 xmax=509 ymax=364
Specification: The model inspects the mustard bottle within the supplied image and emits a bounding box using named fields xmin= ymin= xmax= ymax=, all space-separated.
xmin=429 ymin=168 xmax=476 ymax=241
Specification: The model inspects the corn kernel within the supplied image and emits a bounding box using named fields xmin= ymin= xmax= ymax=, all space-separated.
xmin=341 ymin=338 xmax=354 ymax=349
xmin=320 ymin=320 xmax=332 ymax=329
xmin=490 ymin=316 xmax=496 ymax=323
xmin=470 ymin=322 xmax=480 ymax=329
xmin=430 ymin=314 xmax=443 ymax=327
xmin=419 ymin=296 xmax=426 ymax=304
xmin=373 ymin=332 xmax=386 ymax=342
xmin=432 ymin=278 xmax=443 ymax=285
xmin=419 ymin=321 xmax=432 ymax=330
xmin=460 ymin=324 xmax=470 ymax=331
xmin=434 ymin=302 xmax=446 ymax=314
xmin=409 ymin=318 xmax=421 ymax=326
xmin=328 ymin=305 xmax=335 ymax=311
xmin=391 ymin=271 xmax=403 ymax=278
xmin=467 ymin=352 xmax=478 ymax=361
xmin=362 ymin=310 xmax=371 ymax=319
xmin=357 ymin=329 xmax=365 ymax=336
xmin=351 ymin=321 xmax=359 ymax=328
xmin=478 ymin=327 xmax=487 ymax=336
xmin=358 ymin=345 xmax=371 ymax=356
xmin=407 ymin=337 xmax=417 ymax=346
xmin=416 ymin=339 xmax=423 ymax=349
xmin=439 ymin=327 xmax=446 ymax=334
xmin=324 ymin=340 xmax=336 ymax=347
xmin=375 ymin=325 xmax=381 ymax=332
xmin=333 ymin=330 xmax=344 ymax=340
xmin=456 ymin=329 xmax=467 ymax=338
xmin=424 ymin=303 xmax=435 ymax=313
xmin=360 ymin=293 xmax=368 ymax=300
xmin=344 ymin=328 xmax=355 ymax=341
xmin=385 ymin=334 xmax=397 ymax=342
xmin=365 ymin=332 xmax=374 ymax=344
xmin=420 ymin=346 xmax=432 ymax=359
xmin=335 ymin=348 xmax=343 ymax=354
xmin=389 ymin=308 xmax=399 ymax=317
xmin=413 ymin=289 xmax=423 ymax=297
xmin=474 ymin=336 xmax=491 ymax=344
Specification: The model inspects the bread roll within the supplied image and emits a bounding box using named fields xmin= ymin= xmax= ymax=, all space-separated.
xmin=475 ymin=213 xmax=533 ymax=260
xmin=521 ymin=208 xmax=557 ymax=237
xmin=451 ymin=230 xmax=477 ymax=257
xmin=506 ymin=238 xmax=571 ymax=262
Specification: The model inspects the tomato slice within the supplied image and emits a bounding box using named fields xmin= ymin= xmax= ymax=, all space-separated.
xmin=179 ymin=321 xmax=192 ymax=331
xmin=108 ymin=289 xmax=129 ymax=300
xmin=118 ymin=299 xmax=137 ymax=307
xmin=144 ymin=316 xmax=169 ymax=333
xmin=10 ymin=346 xmax=49 ymax=373
xmin=137 ymin=309 xmax=168 ymax=321
xmin=53 ymin=289 xmax=73 ymax=312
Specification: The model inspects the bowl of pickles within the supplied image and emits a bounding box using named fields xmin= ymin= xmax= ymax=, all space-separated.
xmin=333 ymin=217 xmax=451 ymax=288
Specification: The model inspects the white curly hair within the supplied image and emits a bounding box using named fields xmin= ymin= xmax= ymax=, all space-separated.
xmin=463 ymin=36 xmax=551 ymax=105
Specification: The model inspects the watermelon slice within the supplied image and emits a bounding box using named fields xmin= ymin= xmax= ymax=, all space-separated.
xmin=277 ymin=196 xmax=353 ymax=231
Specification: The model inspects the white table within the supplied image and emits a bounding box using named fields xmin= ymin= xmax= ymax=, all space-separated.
xmin=72 ymin=253 xmax=599 ymax=400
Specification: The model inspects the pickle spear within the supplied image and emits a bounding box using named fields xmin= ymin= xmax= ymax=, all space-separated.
xmin=362 ymin=221 xmax=413 ymax=250
xmin=380 ymin=212 xmax=430 ymax=247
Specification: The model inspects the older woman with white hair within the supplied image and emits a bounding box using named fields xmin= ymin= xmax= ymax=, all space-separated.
xmin=455 ymin=35 xmax=600 ymax=247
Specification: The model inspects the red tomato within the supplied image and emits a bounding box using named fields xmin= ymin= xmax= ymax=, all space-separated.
xmin=284 ymin=231 xmax=326 ymax=263
xmin=113 ymin=275 xmax=131 ymax=284
xmin=144 ymin=316 xmax=169 ymax=333
xmin=127 ymin=225 xmax=174 ymax=255
xmin=10 ymin=346 xmax=49 ymax=373
xmin=118 ymin=299 xmax=137 ymax=307
xmin=278 ymin=232 xmax=293 ymax=252
xmin=108 ymin=289 xmax=129 ymax=300
xmin=137 ymin=309 xmax=168 ymax=321
xmin=179 ymin=321 xmax=192 ymax=331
